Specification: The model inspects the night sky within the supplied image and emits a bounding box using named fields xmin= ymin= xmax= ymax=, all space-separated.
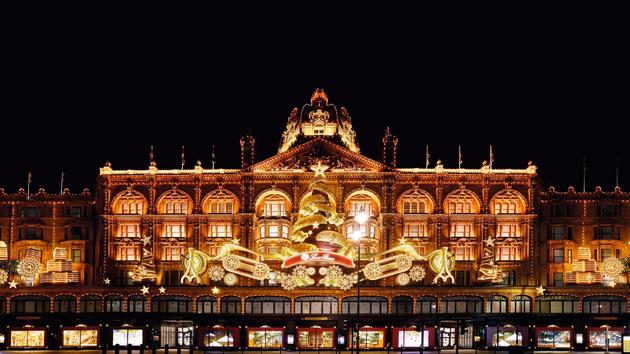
xmin=2 ymin=16 xmax=627 ymax=194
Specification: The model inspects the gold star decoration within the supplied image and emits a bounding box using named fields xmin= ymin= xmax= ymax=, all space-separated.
xmin=312 ymin=223 xmax=319 ymax=229
xmin=483 ymin=236 xmax=494 ymax=247
xmin=142 ymin=235 xmax=152 ymax=246
xmin=211 ymin=286 xmax=220 ymax=295
xmin=398 ymin=237 xmax=407 ymax=245
xmin=158 ymin=286 xmax=166 ymax=294
xmin=141 ymin=285 xmax=150 ymax=295
xmin=103 ymin=278 xmax=111 ymax=285
xmin=311 ymin=161 xmax=328 ymax=177
xmin=536 ymin=285 xmax=546 ymax=295
xmin=231 ymin=238 xmax=240 ymax=245
xmin=8 ymin=280 xmax=18 ymax=288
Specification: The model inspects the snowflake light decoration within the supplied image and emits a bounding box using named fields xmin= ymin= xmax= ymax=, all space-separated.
xmin=208 ymin=266 xmax=225 ymax=281
xmin=409 ymin=265 xmax=426 ymax=282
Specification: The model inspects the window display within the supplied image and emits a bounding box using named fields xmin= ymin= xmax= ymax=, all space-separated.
xmin=112 ymin=329 xmax=143 ymax=346
xmin=199 ymin=327 xmax=238 ymax=348
xmin=588 ymin=328 xmax=622 ymax=349
xmin=62 ymin=327 xmax=98 ymax=347
xmin=393 ymin=327 xmax=434 ymax=348
xmin=297 ymin=328 xmax=334 ymax=349
xmin=10 ymin=329 xmax=45 ymax=348
xmin=349 ymin=328 xmax=385 ymax=349
xmin=247 ymin=327 xmax=283 ymax=348
xmin=486 ymin=327 xmax=526 ymax=347
xmin=536 ymin=327 xmax=572 ymax=348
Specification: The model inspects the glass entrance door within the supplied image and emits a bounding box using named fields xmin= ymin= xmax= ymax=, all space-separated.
xmin=440 ymin=327 xmax=456 ymax=348
xmin=160 ymin=321 xmax=194 ymax=347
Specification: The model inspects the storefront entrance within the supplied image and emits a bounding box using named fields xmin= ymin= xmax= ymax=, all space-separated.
xmin=440 ymin=327 xmax=456 ymax=348
xmin=160 ymin=321 xmax=194 ymax=347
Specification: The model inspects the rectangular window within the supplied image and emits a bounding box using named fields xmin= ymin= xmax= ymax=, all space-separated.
xmin=552 ymin=226 xmax=565 ymax=240
xmin=268 ymin=225 xmax=279 ymax=238
xmin=23 ymin=207 xmax=41 ymax=217
xmin=117 ymin=245 xmax=139 ymax=261
xmin=502 ymin=271 xmax=517 ymax=285
xmin=553 ymin=248 xmax=564 ymax=263
xmin=600 ymin=226 xmax=614 ymax=239
xmin=404 ymin=223 xmax=426 ymax=237
xmin=163 ymin=246 xmax=184 ymax=261
xmin=119 ymin=224 xmax=140 ymax=238
xmin=497 ymin=223 xmax=519 ymax=237
xmin=70 ymin=206 xmax=82 ymax=218
xmin=598 ymin=205 xmax=616 ymax=217
xmin=454 ymin=245 xmax=474 ymax=261
xmin=450 ymin=223 xmax=473 ymax=238
xmin=72 ymin=249 xmax=81 ymax=263
xmin=71 ymin=226 xmax=83 ymax=239
xmin=601 ymin=249 xmax=613 ymax=262
xmin=553 ymin=272 xmax=563 ymax=287
xmin=350 ymin=201 xmax=373 ymax=217
xmin=209 ymin=224 xmax=232 ymax=238
xmin=455 ymin=270 xmax=470 ymax=285
xmin=264 ymin=202 xmax=285 ymax=217
xmin=551 ymin=205 xmax=568 ymax=217
xmin=497 ymin=244 xmax=520 ymax=261
xmin=164 ymin=224 xmax=185 ymax=238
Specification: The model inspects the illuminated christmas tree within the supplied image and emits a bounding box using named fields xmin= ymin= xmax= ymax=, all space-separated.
xmin=477 ymin=235 xmax=504 ymax=283
xmin=132 ymin=234 xmax=156 ymax=282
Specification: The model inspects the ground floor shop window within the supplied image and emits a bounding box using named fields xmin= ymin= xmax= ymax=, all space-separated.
xmin=9 ymin=328 xmax=46 ymax=348
xmin=536 ymin=326 xmax=572 ymax=349
xmin=247 ymin=327 xmax=283 ymax=348
xmin=160 ymin=321 xmax=194 ymax=347
xmin=393 ymin=327 xmax=435 ymax=348
xmin=112 ymin=328 xmax=143 ymax=347
xmin=297 ymin=327 xmax=335 ymax=349
xmin=61 ymin=327 xmax=99 ymax=347
xmin=197 ymin=327 xmax=239 ymax=348
xmin=486 ymin=326 xmax=527 ymax=347
xmin=349 ymin=327 xmax=386 ymax=349
xmin=587 ymin=327 xmax=623 ymax=349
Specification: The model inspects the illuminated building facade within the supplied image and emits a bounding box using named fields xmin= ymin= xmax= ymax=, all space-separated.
xmin=0 ymin=90 xmax=629 ymax=351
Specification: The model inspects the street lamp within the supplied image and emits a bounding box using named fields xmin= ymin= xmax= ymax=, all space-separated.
xmin=352 ymin=206 xmax=369 ymax=354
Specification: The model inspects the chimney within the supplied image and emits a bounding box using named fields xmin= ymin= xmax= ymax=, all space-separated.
xmin=381 ymin=127 xmax=398 ymax=168
xmin=240 ymin=135 xmax=256 ymax=170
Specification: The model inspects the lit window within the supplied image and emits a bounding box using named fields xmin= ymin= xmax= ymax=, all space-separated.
xmin=349 ymin=200 xmax=373 ymax=217
xmin=496 ymin=243 xmax=520 ymax=261
xmin=449 ymin=201 xmax=472 ymax=214
xmin=268 ymin=225 xmax=279 ymax=237
xmin=209 ymin=196 xmax=234 ymax=214
xmin=159 ymin=191 xmax=190 ymax=214
xmin=497 ymin=223 xmax=519 ymax=237
xmin=450 ymin=223 xmax=473 ymax=238
xmin=163 ymin=246 xmax=184 ymax=261
xmin=119 ymin=224 xmax=140 ymax=238
xmin=553 ymin=248 xmax=564 ymax=263
xmin=454 ymin=245 xmax=474 ymax=261
xmin=164 ymin=224 xmax=186 ymax=238
xmin=209 ymin=224 xmax=232 ymax=238
xmin=404 ymin=223 xmax=426 ymax=237
xmin=282 ymin=225 xmax=289 ymax=238
xmin=117 ymin=245 xmax=139 ymax=261
xmin=601 ymin=249 xmax=613 ymax=262
xmin=72 ymin=249 xmax=81 ymax=263
xmin=346 ymin=224 xmax=375 ymax=238
xmin=263 ymin=199 xmax=286 ymax=217
xmin=401 ymin=193 xmax=428 ymax=214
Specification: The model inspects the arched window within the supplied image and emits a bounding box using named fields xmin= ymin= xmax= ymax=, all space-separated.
xmin=445 ymin=189 xmax=479 ymax=214
xmin=536 ymin=295 xmax=579 ymax=314
xmin=583 ymin=295 xmax=626 ymax=314
xmin=392 ymin=296 xmax=413 ymax=314
xmin=441 ymin=296 xmax=483 ymax=313
xmin=203 ymin=190 xmax=237 ymax=214
xmin=11 ymin=295 xmax=50 ymax=313
xmin=105 ymin=295 xmax=123 ymax=312
xmin=220 ymin=296 xmax=241 ymax=314
xmin=257 ymin=194 xmax=291 ymax=217
xmin=197 ymin=296 xmax=218 ymax=314
xmin=112 ymin=190 xmax=146 ymax=215
xmin=345 ymin=193 xmax=379 ymax=217
xmin=245 ymin=296 xmax=291 ymax=314
xmin=510 ymin=295 xmax=531 ymax=313
xmin=492 ymin=190 xmax=525 ymax=214
xmin=416 ymin=296 xmax=437 ymax=314
xmin=80 ymin=295 xmax=102 ymax=313
xmin=0 ymin=297 xmax=6 ymax=314
xmin=54 ymin=295 xmax=76 ymax=313
xmin=295 ymin=296 xmax=338 ymax=314
xmin=151 ymin=296 xmax=193 ymax=313
xmin=157 ymin=190 xmax=192 ymax=215
xmin=128 ymin=295 xmax=147 ymax=313
xmin=342 ymin=296 xmax=388 ymax=315
xmin=486 ymin=295 xmax=507 ymax=313
xmin=399 ymin=190 xmax=433 ymax=214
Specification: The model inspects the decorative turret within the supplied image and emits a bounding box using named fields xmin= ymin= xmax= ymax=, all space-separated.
xmin=278 ymin=89 xmax=360 ymax=153
xmin=381 ymin=127 xmax=398 ymax=168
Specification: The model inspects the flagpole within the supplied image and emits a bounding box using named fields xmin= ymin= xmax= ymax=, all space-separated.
xmin=181 ymin=146 xmax=185 ymax=170
xmin=211 ymin=145 xmax=216 ymax=170
xmin=425 ymin=145 xmax=429 ymax=169
xmin=582 ymin=157 xmax=586 ymax=192
xmin=458 ymin=145 xmax=462 ymax=169
xmin=27 ymin=171 xmax=32 ymax=199
xmin=615 ymin=158 xmax=619 ymax=187
xmin=60 ymin=172 xmax=64 ymax=194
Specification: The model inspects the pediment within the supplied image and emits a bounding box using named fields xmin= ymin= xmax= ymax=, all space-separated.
xmin=251 ymin=138 xmax=386 ymax=172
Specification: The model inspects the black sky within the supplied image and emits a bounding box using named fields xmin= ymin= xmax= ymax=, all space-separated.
xmin=1 ymin=12 xmax=628 ymax=193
